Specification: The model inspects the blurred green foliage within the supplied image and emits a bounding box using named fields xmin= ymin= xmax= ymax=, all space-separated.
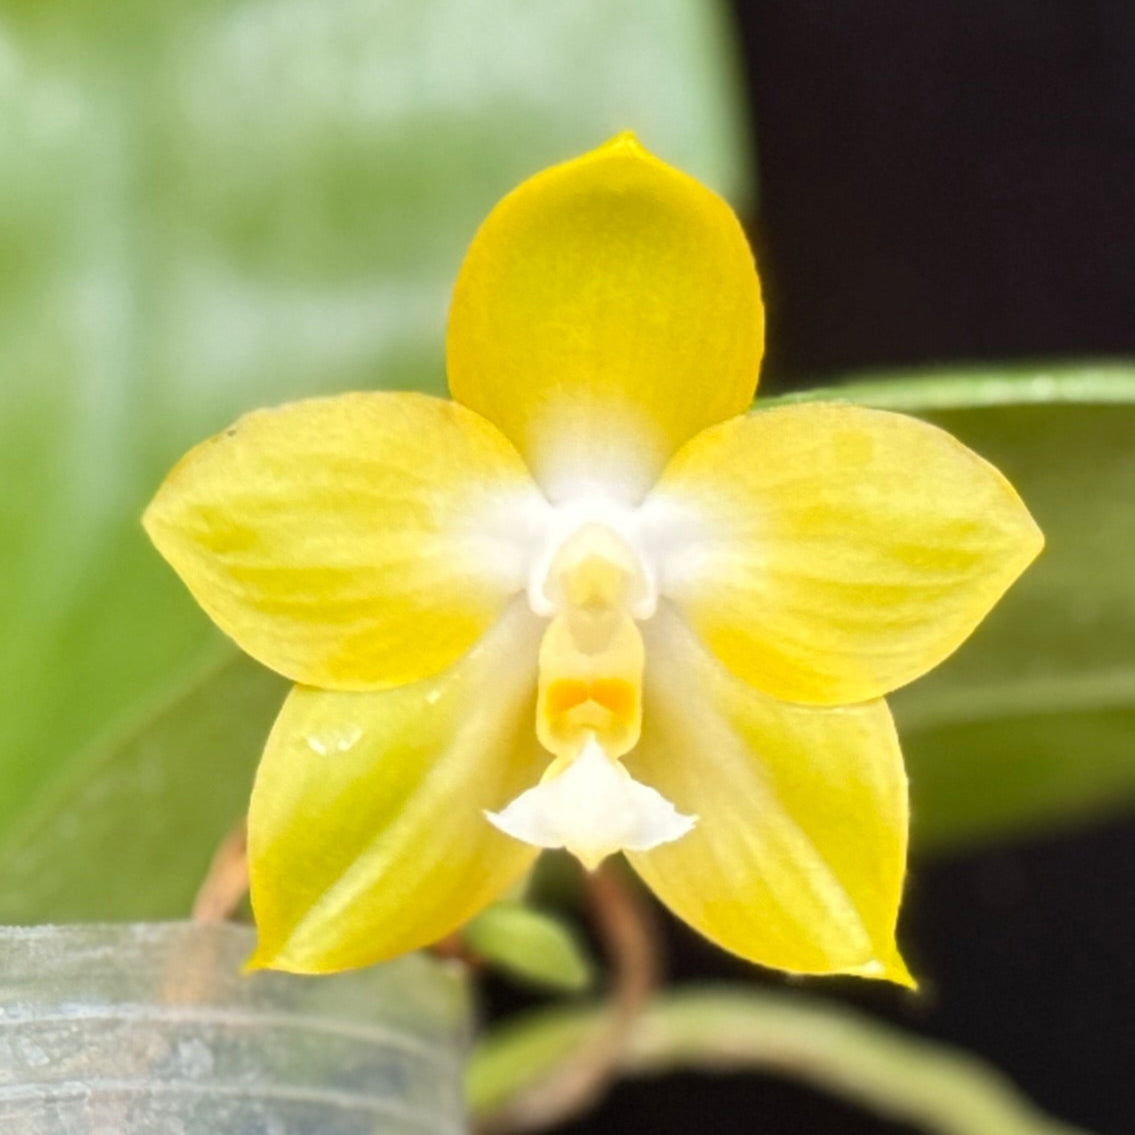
xmin=464 ymin=901 xmax=594 ymax=993
xmin=468 ymin=985 xmax=1093 ymax=1135
xmin=0 ymin=0 xmax=748 ymax=913
xmin=1 ymin=0 xmax=1132 ymax=930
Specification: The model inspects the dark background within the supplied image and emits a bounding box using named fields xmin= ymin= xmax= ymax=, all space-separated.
xmin=561 ymin=3 xmax=1135 ymax=1133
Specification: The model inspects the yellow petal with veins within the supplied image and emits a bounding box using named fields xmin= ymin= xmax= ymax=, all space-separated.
xmin=248 ymin=602 xmax=544 ymax=973
xmin=447 ymin=134 xmax=764 ymax=502
xmin=144 ymin=391 xmax=542 ymax=691
xmin=650 ymin=402 xmax=1043 ymax=706
xmin=626 ymin=610 xmax=912 ymax=984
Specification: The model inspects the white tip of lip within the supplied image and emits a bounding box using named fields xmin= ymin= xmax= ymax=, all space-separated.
xmin=485 ymin=737 xmax=695 ymax=870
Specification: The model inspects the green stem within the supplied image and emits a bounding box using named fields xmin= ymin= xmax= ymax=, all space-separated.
xmin=468 ymin=985 xmax=1094 ymax=1135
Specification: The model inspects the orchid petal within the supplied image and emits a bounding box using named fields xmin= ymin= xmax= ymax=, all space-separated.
xmin=648 ymin=403 xmax=1043 ymax=705
xmin=145 ymin=392 xmax=542 ymax=690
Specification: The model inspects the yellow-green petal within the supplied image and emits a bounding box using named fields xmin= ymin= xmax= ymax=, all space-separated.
xmin=144 ymin=391 xmax=543 ymax=691
xmin=626 ymin=610 xmax=912 ymax=984
xmin=248 ymin=602 xmax=545 ymax=973
xmin=447 ymin=134 xmax=764 ymax=502
xmin=650 ymin=403 xmax=1043 ymax=706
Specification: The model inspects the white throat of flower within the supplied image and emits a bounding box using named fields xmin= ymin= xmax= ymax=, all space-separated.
xmin=486 ymin=511 xmax=696 ymax=868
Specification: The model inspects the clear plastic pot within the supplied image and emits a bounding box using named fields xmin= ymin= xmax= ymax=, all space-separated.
xmin=0 ymin=923 xmax=468 ymax=1134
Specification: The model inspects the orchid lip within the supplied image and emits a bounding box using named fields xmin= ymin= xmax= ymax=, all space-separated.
xmin=484 ymin=732 xmax=697 ymax=868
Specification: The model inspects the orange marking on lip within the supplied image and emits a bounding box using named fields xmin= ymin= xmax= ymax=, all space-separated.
xmin=545 ymin=679 xmax=591 ymax=716
xmin=589 ymin=678 xmax=636 ymax=719
xmin=545 ymin=678 xmax=636 ymax=721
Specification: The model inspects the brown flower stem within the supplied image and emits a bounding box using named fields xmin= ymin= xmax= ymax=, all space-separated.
xmin=191 ymin=817 xmax=249 ymax=922
xmin=474 ymin=861 xmax=662 ymax=1135
xmin=430 ymin=932 xmax=483 ymax=969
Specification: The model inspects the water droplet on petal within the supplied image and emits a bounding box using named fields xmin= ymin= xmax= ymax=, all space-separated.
xmin=305 ymin=724 xmax=362 ymax=756
xmin=336 ymin=724 xmax=362 ymax=751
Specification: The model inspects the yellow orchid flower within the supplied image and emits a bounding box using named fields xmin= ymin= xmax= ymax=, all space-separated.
xmin=144 ymin=135 xmax=1042 ymax=984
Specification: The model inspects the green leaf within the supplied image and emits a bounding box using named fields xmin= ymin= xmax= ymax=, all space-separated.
xmin=468 ymin=985 xmax=1092 ymax=1135
xmin=464 ymin=902 xmax=594 ymax=993
xmin=0 ymin=0 xmax=750 ymax=907
xmin=782 ymin=364 xmax=1135 ymax=851
xmin=0 ymin=655 xmax=286 ymax=922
